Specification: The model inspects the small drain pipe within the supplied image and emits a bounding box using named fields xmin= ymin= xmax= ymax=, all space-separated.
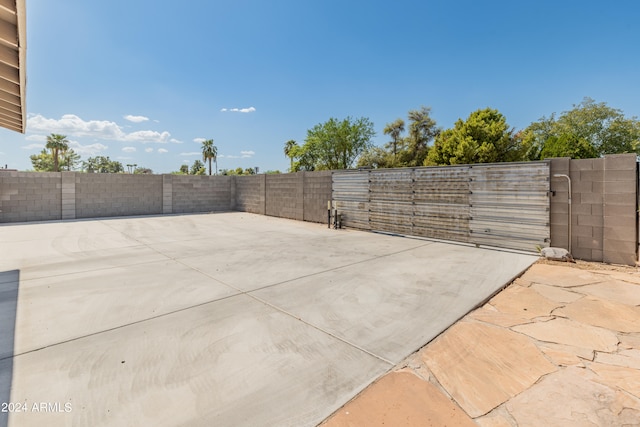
xmin=554 ymin=174 xmax=572 ymax=253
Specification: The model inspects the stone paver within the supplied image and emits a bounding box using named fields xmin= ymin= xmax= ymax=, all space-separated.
xmin=322 ymin=260 xmax=640 ymax=427
xmin=488 ymin=284 xmax=561 ymax=319
xmin=521 ymin=263 xmax=604 ymax=287
xmin=505 ymin=367 xmax=640 ymax=427
xmin=555 ymin=296 xmax=640 ymax=333
xmin=421 ymin=321 xmax=556 ymax=417
xmin=575 ymin=280 xmax=640 ymax=306
xmin=511 ymin=317 xmax=619 ymax=352
xmin=323 ymin=370 xmax=476 ymax=427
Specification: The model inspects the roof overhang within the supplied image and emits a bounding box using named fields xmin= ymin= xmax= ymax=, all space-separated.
xmin=0 ymin=0 xmax=25 ymax=133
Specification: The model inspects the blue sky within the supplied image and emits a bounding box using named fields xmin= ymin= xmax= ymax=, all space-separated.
xmin=1 ymin=0 xmax=639 ymax=173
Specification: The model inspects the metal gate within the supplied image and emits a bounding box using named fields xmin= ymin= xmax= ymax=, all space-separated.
xmin=332 ymin=162 xmax=550 ymax=253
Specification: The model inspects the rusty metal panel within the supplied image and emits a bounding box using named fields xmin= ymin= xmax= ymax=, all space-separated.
xmin=469 ymin=162 xmax=550 ymax=252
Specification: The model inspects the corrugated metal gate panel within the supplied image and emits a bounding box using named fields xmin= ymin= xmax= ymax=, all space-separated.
xmin=333 ymin=171 xmax=370 ymax=230
xmin=369 ymin=169 xmax=413 ymax=234
xmin=412 ymin=167 xmax=471 ymax=242
xmin=332 ymin=162 xmax=550 ymax=253
xmin=469 ymin=162 xmax=550 ymax=252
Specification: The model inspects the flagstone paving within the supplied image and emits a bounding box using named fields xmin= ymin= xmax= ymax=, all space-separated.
xmin=322 ymin=260 xmax=640 ymax=426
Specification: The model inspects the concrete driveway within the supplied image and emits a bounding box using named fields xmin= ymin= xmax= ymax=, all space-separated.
xmin=0 ymin=212 xmax=537 ymax=426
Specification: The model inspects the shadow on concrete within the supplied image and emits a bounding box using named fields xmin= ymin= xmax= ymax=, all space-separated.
xmin=0 ymin=270 xmax=19 ymax=427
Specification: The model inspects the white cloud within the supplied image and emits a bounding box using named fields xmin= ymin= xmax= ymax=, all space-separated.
xmin=68 ymin=141 xmax=108 ymax=156
xmin=180 ymin=151 xmax=201 ymax=156
xmin=124 ymin=115 xmax=149 ymax=123
xmin=22 ymin=143 xmax=45 ymax=150
xmin=122 ymin=147 xmax=137 ymax=153
xmin=27 ymin=114 xmax=172 ymax=144
xmin=145 ymin=148 xmax=154 ymax=153
xmin=241 ymin=150 xmax=255 ymax=158
xmin=193 ymin=137 xmax=206 ymax=143
xmin=158 ymin=148 xmax=168 ymax=154
xmin=221 ymin=107 xmax=256 ymax=113
xmin=224 ymin=155 xmax=240 ymax=159
xmin=170 ymin=138 xmax=183 ymax=144
xmin=124 ymin=130 xmax=171 ymax=143
xmin=25 ymin=134 xmax=46 ymax=142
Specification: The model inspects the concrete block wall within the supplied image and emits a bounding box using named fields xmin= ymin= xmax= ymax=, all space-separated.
xmin=550 ymin=154 xmax=637 ymax=265
xmin=75 ymin=173 xmax=163 ymax=218
xmin=0 ymin=171 xmax=62 ymax=222
xmin=602 ymin=155 xmax=637 ymax=265
xmin=171 ymin=175 xmax=233 ymax=213
xmin=265 ymin=173 xmax=304 ymax=221
xmin=235 ymin=175 xmax=265 ymax=214
xmin=303 ymin=171 xmax=332 ymax=223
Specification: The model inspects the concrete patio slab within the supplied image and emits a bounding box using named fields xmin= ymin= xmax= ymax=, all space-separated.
xmin=252 ymin=243 xmax=536 ymax=363
xmin=0 ymin=212 xmax=537 ymax=426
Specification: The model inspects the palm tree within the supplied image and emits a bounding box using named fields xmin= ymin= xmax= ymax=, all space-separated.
xmin=201 ymin=139 xmax=217 ymax=175
xmin=284 ymin=139 xmax=298 ymax=172
xmin=46 ymin=133 xmax=69 ymax=172
xmin=383 ymin=119 xmax=405 ymax=166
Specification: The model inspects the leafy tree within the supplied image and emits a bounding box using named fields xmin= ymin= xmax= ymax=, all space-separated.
xmin=83 ymin=156 xmax=124 ymax=173
xmin=525 ymin=97 xmax=640 ymax=159
xmin=357 ymin=146 xmax=394 ymax=169
xmin=134 ymin=167 xmax=153 ymax=174
xmin=179 ymin=164 xmax=189 ymax=174
xmin=190 ymin=159 xmax=205 ymax=175
xmin=291 ymin=117 xmax=375 ymax=171
xmin=201 ymin=139 xmax=217 ymax=175
xmin=539 ymin=134 xmax=598 ymax=159
xmin=406 ymin=106 xmax=439 ymax=166
xmin=45 ymin=134 xmax=69 ymax=172
xmin=283 ymin=139 xmax=298 ymax=172
xmin=383 ymin=118 xmax=405 ymax=165
xmin=30 ymin=149 xmax=54 ymax=171
xmin=358 ymin=106 xmax=439 ymax=169
xmin=61 ymin=149 xmax=81 ymax=171
xmin=30 ymin=147 xmax=80 ymax=172
xmin=426 ymin=108 xmax=525 ymax=165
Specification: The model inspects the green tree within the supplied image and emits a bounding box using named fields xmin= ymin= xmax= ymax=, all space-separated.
xmin=201 ymin=139 xmax=217 ymax=175
xmin=45 ymin=134 xmax=69 ymax=172
xmin=358 ymin=106 xmax=440 ymax=169
xmin=190 ymin=159 xmax=205 ymax=175
xmin=83 ymin=156 xmax=124 ymax=173
xmin=283 ymin=139 xmax=298 ymax=172
xmin=539 ymin=134 xmax=598 ymax=159
xmin=383 ymin=118 xmax=405 ymax=165
xmin=30 ymin=148 xmax=81 ymax=172
xmin=426 ymin=108 xmax=525 ymax=165
xmin=29 ymin=149 xmax=54 ymax=171
xmin=134 ymin=167 xmax=153 ymax=174
xmin=292 ymin=117 xmax=375 ymax=171
xmin=61 ymin=149 xmax=81 ymax=171
xmin=525 ymin=97 xmax=640 ymax=159
xmin=406 ymin=106 xmax=439 ymax=166
xmin=179 ymin=164 xmax=189 ymax=174
xmin=357 ymin=146 xmax=394 ymax=169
